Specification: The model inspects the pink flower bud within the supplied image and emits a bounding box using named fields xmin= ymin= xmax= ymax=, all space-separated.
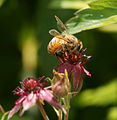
xmin=52 ymin=70 xmax=71 ymax=98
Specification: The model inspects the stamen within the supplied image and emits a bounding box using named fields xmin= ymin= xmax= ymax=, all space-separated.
xmin=53 ymin=62 xmax=63 ymax=69
xmin=79 ymin=48 xmax=87 ymax=57
xmin=45 ymin=86 xmax=52 ymax=90
xmin=56 ymin=56 xmax=63 ymax=63
xmin=38 ymin=76 xmax=45 ymax=83
xmin=81 ymin=56 xmax=91 ymax=65
xmin=36 ymin=86 xmax=40 ymax=90
xmin=41 ymin=79 xmax=48 ymax=88
xmin=30 ymin=87 xmax=33 ymax=90
xmin=13 ymin=87 xmax=24 ymax=95
xmin=39 ymin=83 xmax=43 ymax=87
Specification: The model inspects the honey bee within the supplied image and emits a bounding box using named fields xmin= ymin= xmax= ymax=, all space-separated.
xmin=47 ymin=16 xmax=83 ymax=55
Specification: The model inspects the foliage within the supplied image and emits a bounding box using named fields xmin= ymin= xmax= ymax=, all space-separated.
xmin=89 ymin=0 xmax=117 ymax=9
xmin=66 ymin=0 xmax=117 ymax=34
xmin=107 ymin=107 xmax=117 ymax=120
xmin=49 ymin=0 xmax=92 ymax=9
xmin=74 ymin=78 xmax=117 ymax=107
xmin=0 ymin=111 xmax=31 ymax=120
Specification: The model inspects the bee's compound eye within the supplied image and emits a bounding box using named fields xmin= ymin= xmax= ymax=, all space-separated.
xmin=70 ymin=37 xmax=75 ymax=41
xmin=77 ymin=44 xmax=81 ymax=50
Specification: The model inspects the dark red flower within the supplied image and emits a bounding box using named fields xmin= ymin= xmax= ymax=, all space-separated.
xmin=57 ymin=49 xmax=91 ymax=94
xmin=8 ymin=77 xmax=65 ymax=120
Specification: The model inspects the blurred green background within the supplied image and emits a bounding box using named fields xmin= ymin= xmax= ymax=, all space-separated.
xmin=0 ymin=0 xmax=117 ymax=120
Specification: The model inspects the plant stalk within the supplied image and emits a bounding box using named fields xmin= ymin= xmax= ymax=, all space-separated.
xmin=58 ymin=109 xmax=62 ymax=120
xmin=0 ymin=105 xmax=5 ymax=113
xmin=58 ymin=98 xmax=62 ymax=120
xmin=64 ymin=94 xmax=70 ymax=120
xmin=64 ymin=108 xmax=69 ymax=120
xmin=37 ymin=101 xmax=49 ymax=120
xmin=1 ymin=111 xmax=9 ymax=120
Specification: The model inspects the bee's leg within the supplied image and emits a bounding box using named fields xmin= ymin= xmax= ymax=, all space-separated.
xmin=54 ymin=46 xmax=64 ymax=56
xmin=77 ymin=44 xmax=81 ymax=51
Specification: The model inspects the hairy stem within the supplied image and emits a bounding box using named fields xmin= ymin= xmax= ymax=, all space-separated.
xmin=37 ymin=101 xmax=49 ymax=120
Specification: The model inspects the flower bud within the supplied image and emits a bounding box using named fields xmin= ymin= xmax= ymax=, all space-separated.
xmin=52 ymin=69 xmax=71 ymax=98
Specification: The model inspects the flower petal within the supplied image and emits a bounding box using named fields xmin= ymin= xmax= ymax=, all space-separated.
xmin=15 ymin=96 xmax=26 ymax=105
xmin=40 ymin=89 xmax=66 ymax=114
xmin=19 ymin=92 xmax=37 ymax=116
xmin=58 ymin=62 xmax=84 ymax=93
xmin=73 ymin=64 xmax=83 ymax=92
xmin=82 ymin=66 xmax=91 ymax=77
xmin=58 ymin=62 xmax=73 ymax=75
xmin=8 ymin=104 xmax=21 ymax=120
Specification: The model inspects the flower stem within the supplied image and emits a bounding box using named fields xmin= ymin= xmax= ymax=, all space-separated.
xmin=64 ymin=108 xmax=69 ymax=120
xmin=0 ymin=105 xmax=5 ymax=113
xmin=58 ymin=98 xmax=62 ymax=120
xmin=58 ymin=109 xmax=62 ymax=120
xmin=37 ymin=101 xmax=49 ymax=120
xmin=1 ymin=111 xmax=9 ymax=120
xmin=64 ymin=94 xmax=70 ymax=120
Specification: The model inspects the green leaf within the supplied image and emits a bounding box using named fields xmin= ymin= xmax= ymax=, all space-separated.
xmin=66 ymin=8 xmax=117 ymax=34
xmin=99 ymin=23 xmax=117 ymax=32
xmin=49 ymin=0 xmax=92 ymax=9
xmin=66 ymin=0 xmax=117 ymax=34
xmin=89 ymin=0 xmax=117 ymax=9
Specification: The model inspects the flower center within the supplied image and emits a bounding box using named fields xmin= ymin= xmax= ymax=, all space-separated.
xmin=22 ymin=78 xmax=39 ymax=93
xmin=57 ymin=49 xmax=88 ymax=65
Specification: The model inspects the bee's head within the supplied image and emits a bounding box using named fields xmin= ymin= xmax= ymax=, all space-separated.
xmin=65 ymin=34 xmax=78 ymax=43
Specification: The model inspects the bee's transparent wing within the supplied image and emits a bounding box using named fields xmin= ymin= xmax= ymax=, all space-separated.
xmin=55 ymin=16 xmax=68 ymax=34
xmin=49 ymin=29 xmax=60 ymax=36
